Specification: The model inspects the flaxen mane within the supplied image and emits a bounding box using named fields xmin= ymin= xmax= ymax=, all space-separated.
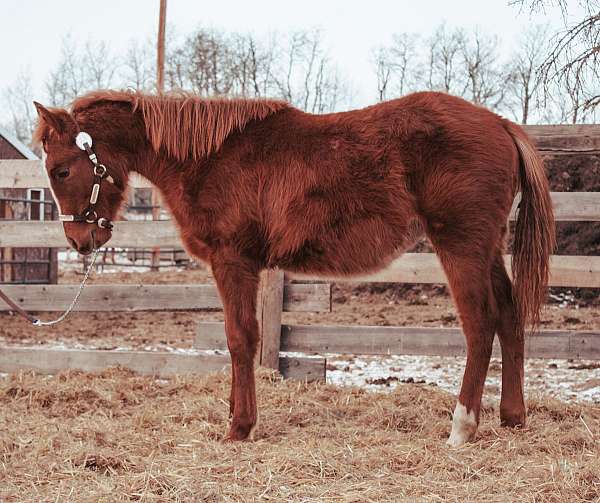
xmin=72 ymin=90 xmax=289 ymax=161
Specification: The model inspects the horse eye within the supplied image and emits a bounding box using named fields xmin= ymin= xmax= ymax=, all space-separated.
xmin=53 ymin=167 xmax=70 ymax=180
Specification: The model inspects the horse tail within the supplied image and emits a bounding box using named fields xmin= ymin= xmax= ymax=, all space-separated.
xmin=504 ymin=121 xmax=556 ymax=333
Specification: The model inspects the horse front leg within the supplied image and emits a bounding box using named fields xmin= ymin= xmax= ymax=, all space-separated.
xmin=211 ymin=250 xmax=260 ymax=441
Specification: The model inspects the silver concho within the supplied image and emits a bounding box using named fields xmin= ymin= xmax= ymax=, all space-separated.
xmin=75 ymin=131 xmax=93 ymax=151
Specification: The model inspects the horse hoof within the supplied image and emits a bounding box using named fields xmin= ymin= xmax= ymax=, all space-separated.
xmin=223 ymin=422 xmax=256 ymax=442
xmin=446 ymin=434 xmax=472 ymax=448
xmin=500 ymin=410 xmax=526 ymax=428
xmin=446 ymin=403 xmax=477 ymax=447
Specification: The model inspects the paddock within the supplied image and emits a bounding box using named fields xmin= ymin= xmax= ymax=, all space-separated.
xmin=1 ymin=125 xmax=600 ymax=500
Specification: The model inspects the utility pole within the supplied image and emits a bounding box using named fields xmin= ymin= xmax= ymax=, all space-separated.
xmin=157 ymin=0 xmax=167 ymax=93
xmin=151 ymin=0 xmax=167 ymax=271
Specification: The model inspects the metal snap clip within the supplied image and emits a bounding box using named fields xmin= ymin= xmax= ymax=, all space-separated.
xmin=97 ymin=218 xmax=112 ymax=229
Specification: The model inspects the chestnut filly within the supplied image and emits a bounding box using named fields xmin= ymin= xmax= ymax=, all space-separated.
xmin=33 ymin=90 xmax=555 ymax=446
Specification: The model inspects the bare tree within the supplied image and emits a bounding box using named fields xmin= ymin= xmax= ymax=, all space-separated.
xmin=374 ymin=47 xmax=393 ymax=101
xmin=426 ymin=24 xmax=466 ymax=94
xmin=123 ymin=38 xmax=156 ymax=91
xmin=187 ymin=29 xmax=234 ymax=95
xmin=165 ymin=27 xmax=349 ymax=112
xmin=512 ymin=0 xmax=600 ymax=115
xmin=375 ymin=24 xmax=517 ymax=113
xmin=2 ymin=69 xmax=36 ymax=145
xmin=272 ymin=30 xmax=349 ymax=112
xmin=460 ymin=30 xmax=510 ymax=110
xmin=373 ymin=33 xmax=420 ymax=101
xmin=546 ymin=76 xmax=593 ymax=123
xmin=506 ymin=25 xmax=550 ymax=123
xmin=228 ymin=33 xmax=276 ymax=97
xmin=85 ymin=41 xmax=118 ymax=89
xmin=166 ymin=28 xmax=262 ymax=97
xmin=4 ymin=27 xmax=353 ymax=141
xmin=45 ymin=37 xmax=119 ymax=106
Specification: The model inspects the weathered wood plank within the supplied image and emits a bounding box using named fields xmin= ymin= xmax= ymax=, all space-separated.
xmin=552 ymin=192 xmax=600 ymax=221
xmin=0 ymin=160 xmax=152 ymax=189
xmin=570 ymin=332 xmax=600 ymax=360
xmin=523 ymin=124 xmax=600 ymax=136
xmin=195 ymin=322 xmax=600 ymax=360
xmin=0 ymin=220 xmax=181 ymax=248
xmin=0 ymin=283 xmax=331 ymax=313
xmin=545 ymin=255 xmax=600 ymax=288
xmin=196 ymin=322 xmax=230 ymax=350
xmin=295 ymin=254 xmax=600 ymax=288
xmin=0 ymin=284 xmax=222 ymax=312
xmin=277 ymin=356 xmax=326 ymax=381
xmin=526 ymin=331 xmax=572 ymax=359
xmin=283 ymin=283 xmax=331 ymax=312
xmin=509 ymin=192 xmax=600 ymax=221
xmin=258 ymin=269 xmax=285 ymax=369
xmin=0 ymin=347 xmax=230 ymax=375
xmin=196 ymin=322 xmax=475 ymax=356
xmin=0 ymin=347 xmax=326 ymax=381
xmin=532 ymin=136 xmax=600 ymax=153
xmin=524 ymin=125 xmax=600 ymax=154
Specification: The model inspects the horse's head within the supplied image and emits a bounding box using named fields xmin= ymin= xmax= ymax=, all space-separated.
xmin=33 ymin=102 xmax=128 ymax=255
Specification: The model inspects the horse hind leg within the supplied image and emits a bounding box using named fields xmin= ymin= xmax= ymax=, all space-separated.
xmin=491 ymin=251 xmax=526 ymax=428
xmin=431 ymin=245 xmax=499 ymax=447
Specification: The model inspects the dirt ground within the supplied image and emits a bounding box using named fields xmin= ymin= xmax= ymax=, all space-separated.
xmin=1 ymin=367 xmax=600 ymax=502
xmin=0 ymin=267 xmax=598 ymax=351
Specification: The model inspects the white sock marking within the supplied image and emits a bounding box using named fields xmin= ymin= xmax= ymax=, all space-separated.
xmin=447 ymin=402 xmax=477 ymax=447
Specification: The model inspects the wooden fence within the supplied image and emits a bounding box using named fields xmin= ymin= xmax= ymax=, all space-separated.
xmin=1 ymin=124 xmax=600 ymax=381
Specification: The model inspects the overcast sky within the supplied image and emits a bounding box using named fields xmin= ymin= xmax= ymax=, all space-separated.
xmin=0 ymin=0 xmax=580 ymax=114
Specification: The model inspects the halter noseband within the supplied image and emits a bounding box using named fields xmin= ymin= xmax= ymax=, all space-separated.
xmin=58 ymin=131 xmax=115 ymax=230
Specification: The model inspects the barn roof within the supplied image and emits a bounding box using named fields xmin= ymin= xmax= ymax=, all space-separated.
xmin=0 ymin=127 xmax=38 ymax=160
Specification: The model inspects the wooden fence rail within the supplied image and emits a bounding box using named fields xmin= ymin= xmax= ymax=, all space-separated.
xmin=0 ymin=347 xmax=326 ymax=381
xmin=195 ymin=322 xmax=600 ymax=360
xmin=0 ymin=283 xmax=331 ymax=313
xmin=0 ymin=160 xmax=152 ymax=189
xmin=300 ymin=253 xmax=600 ymax=288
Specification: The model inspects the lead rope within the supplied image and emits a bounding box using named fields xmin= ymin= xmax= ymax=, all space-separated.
xmin=32 ymin=247 xmax=100 ymax=326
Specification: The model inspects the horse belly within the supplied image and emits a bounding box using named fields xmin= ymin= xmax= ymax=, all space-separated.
xmin=280 ymin=216 xmax=424 ymax=279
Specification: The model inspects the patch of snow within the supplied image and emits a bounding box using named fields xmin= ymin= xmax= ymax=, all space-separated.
xmin=3 ymin=340 xmax=600 ymax=403
xmin=325 ymin=354 xmax=600 ymax=403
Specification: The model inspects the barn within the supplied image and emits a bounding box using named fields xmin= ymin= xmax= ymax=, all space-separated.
xmin=0 ymin=128 xmax=57 ymax=283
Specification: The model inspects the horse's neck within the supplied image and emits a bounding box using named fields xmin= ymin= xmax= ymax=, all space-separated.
xmin=130 ymin=151 xmax=186 ymax=214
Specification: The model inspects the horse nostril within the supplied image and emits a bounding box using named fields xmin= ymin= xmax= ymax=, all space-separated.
xmin=67 ymin=238 xmax=78 ymax=250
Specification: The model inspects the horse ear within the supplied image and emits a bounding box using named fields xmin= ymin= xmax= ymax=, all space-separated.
xmin=33 ymin=101 xmax=66 ymax=135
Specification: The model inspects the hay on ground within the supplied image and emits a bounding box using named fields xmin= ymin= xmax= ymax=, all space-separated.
xmin=1 ymin=367 xmax=599 ymax=502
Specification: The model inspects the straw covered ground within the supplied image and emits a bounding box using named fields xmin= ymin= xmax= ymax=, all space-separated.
xmin=1 ymin=367 xmax=599 ymax=502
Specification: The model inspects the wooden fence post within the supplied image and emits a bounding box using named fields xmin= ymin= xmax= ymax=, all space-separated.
xmin=257 ymin=269 xmax=285 ymax=369
xmin=2 ymin=202 xmax=14 ymax=282
xmin=150 ymin=189 xmax=161 ymax=271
